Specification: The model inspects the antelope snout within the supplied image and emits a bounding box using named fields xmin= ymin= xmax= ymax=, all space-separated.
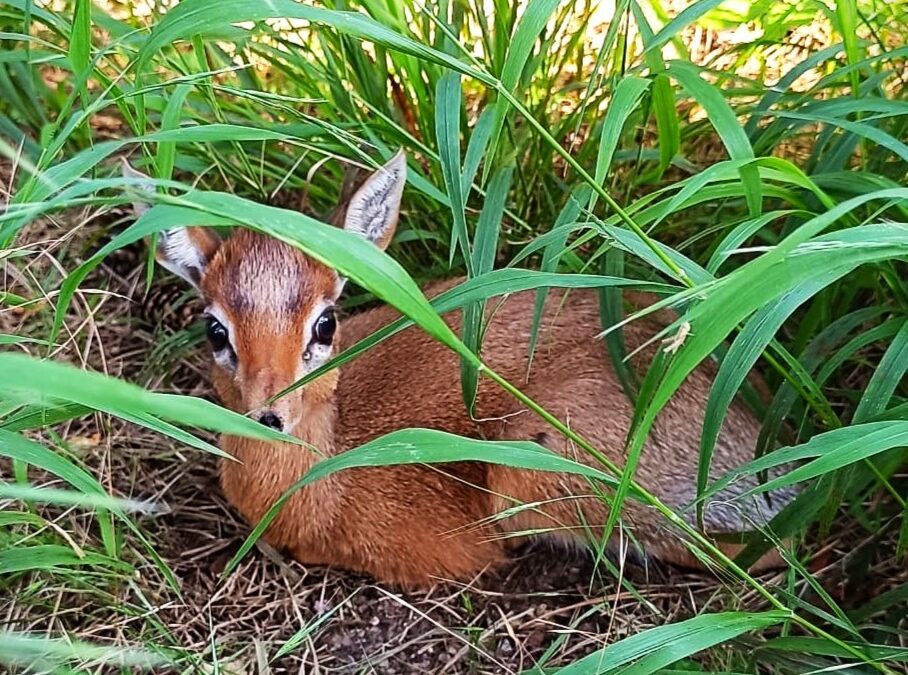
xmin=257 ymin=409 xmax=283 ymax=431
xmin=242 ymin=371 xmax=301 ymax=435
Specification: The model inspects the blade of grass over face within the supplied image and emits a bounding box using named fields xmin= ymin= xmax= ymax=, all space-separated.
xmin=0 ymin=353 xmax=292 ymax=448
xmin=273 ymin=269 xmax=671 ymax=402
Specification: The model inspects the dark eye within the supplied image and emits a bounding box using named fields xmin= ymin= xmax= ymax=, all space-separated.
xmin=313 ymin=308 xmax=336 ymax=345
xmin=206 ymin=316 xmax=229 ymax=351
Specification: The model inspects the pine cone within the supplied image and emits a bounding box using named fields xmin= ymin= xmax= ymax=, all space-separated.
xmin=139 ymin=281 xmax=203 ymax=333
xmin=91 ymin=232 xmax=200 ymax=333
xmin=104 ymin=242 xmax=146 ymax=279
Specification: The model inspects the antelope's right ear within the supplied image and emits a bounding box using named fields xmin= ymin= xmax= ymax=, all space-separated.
xmin=121 ymin=159 xmax=221 ymax=289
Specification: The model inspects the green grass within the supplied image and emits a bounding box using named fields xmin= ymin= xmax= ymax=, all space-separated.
xmin=1 ymin=0 xmax=907 ymax=672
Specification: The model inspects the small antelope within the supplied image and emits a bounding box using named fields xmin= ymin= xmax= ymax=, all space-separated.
xmin=124 ymin=152 xmax=793 ymax=586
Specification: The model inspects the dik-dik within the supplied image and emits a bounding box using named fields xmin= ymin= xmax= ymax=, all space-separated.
xmin=125 ymin=152 xmax=792 ymax=586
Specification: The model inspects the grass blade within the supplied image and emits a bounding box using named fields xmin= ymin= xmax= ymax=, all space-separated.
xmin=483 ymin=0 xmax=561 ymax=180
xmin=549 ymin=611 xmax=788 ymax=674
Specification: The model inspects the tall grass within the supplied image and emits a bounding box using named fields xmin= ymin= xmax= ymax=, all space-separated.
xmin=1 ymin=0 xmax=907 ymax=671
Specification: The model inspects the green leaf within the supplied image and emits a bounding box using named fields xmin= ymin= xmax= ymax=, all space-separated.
xmin=758 ymin=636 xmax=908 ymax=663
xmin=0 ymin=484 xmax=161 ymax=514
xmin=137 ymin=0 xmax=488 ymax=86
xmin=834 ymin=0 xmax=862 ymax=98
xmin=668 ymin=62 xmax=761 ymax=216
xmin=696 ymin=279 xmax=832 ymax=525
xmin=773 ymin=110 xmax=908 ymax=163
xmin=462 ymin=165 xmax=514 ymax=413
xmin=644 ymin=0 xmax=727 ymax=55
xmin=0 ymin=631 xmax=166 ymax=670
xmin=529 ymin=187 xmax=592 ymax=369
xmin=0 ymin=334 xmax=49 ymax=346
xmin=0 ymin=353 xmax=292 ymax=450
xmin=853 ymin=319 xmax=908 ymax=423
xmin=600 ymin=247 xmax=638 ymax=400
xmin=0 ymin=545 xmax=129 ymax=574
xmin=607 ymin=192 xmax=908 ymax=556
xmin=472 ymin=166 xmax=513 ymax=277
xmin=650 ymin=73 xmax=680 ymax=177
xmin=705 ymin=422 xmax=908 ymax=502
xmin=548 ymin=611 xmax=788 ymax=674
xmin=69 ymin=0 xmax=90 ymax=101
xmin=155 ymin=83 xmax=192 ymax=184
xmin=588 ymin=75 xmax=650 ymax=213
xmin=706 ymin=210 xmax=807 ymax=274
xmin=461 ymin=107 xmax=495 ymax=195
xmin=435 ymin=72 xmax=469 ymax=271
xmin=484 ymin=0 xmax=562 ymax=178
xmin=0 ymin=429 xmax=111 ymax=502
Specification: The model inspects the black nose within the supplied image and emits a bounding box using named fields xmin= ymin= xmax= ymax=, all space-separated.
xmin=258 ymin=411 xmax=283 ymax=431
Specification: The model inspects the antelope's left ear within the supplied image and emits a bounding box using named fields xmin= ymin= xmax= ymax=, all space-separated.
xmin=343 ymin=150 xmax=406 ymax=252
xmin=121 ymin=158 xmax=221 ymax=289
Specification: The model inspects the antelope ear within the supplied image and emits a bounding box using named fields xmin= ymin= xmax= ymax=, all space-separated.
xmin=121 ymin=159 xmax=221 ymax=289
xmin=121 ymin=157 xmax=156 ymax=217
xmin=342 ymin=150 xmax=406 ymax=252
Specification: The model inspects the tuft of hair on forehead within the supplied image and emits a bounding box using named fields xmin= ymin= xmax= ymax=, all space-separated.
xmin=201 ymin=229 xmax=338 ymax=317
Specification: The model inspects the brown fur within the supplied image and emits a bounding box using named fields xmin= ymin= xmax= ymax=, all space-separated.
xmin=191 ymin=232 xmax=792 ymax=587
